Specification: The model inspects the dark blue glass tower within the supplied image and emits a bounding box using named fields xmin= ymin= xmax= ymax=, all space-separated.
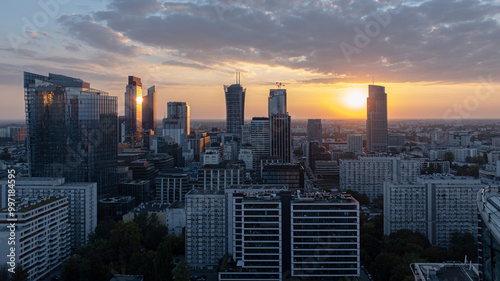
xmin=24 ymin=72 xmax=118 ymax=197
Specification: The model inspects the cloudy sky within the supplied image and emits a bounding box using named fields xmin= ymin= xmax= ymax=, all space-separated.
xmin=1 ymin=0 xmax=500 ymax=120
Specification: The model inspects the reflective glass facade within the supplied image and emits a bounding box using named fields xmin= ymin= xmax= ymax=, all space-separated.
xmin=24 ymin=72 xmax=118 ymax=197
xmin=366 ymin=85 xmax=388 ymax=152
xmin=224 ymin=84 xmax=245 ymax=138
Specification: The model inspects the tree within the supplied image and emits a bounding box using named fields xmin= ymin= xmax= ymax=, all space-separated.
xmin=11 ymin=264 xmax=29 ymax=281
xmin=172 ymin=260 xmax=191 ymax=281
xmin=345 ymin=190 xmax=370 ymax=205
xmin=154 ymin=241 xmax=173 ymax=281
xmin=449 ymin=232 xmax=477 ymax=262
xmin=444 ymin=151 xmax=454 ymax=164
xmin=109 ymin=221 xmax=143 ymax=269
xmin=0 ymin=265 xmax=9 ymax=281
xmin=484 ymin=152 xmax=489 ymax=163
xmin=436 ymin=163 xmax=442 ymax=174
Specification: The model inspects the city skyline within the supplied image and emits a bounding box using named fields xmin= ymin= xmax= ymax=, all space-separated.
xmin=1 ymin=0 xmax=500 ymax=120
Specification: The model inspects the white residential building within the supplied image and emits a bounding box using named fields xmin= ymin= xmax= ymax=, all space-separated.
xmin=384 ymin=175 xmax=485 ymax=247
xmin=185 ymin=190 xmax=226 ymax=268
xmin=0 ymin=197 xmax=70 ymax=281
xmin=203 ymin=149 xmax=222 ymax=165
xmin=1 ymin=177 xmax=97 ymax=248
xmin=347 ymin=134 xmax=363 ymax=153
xmin=340 ymin=157 xmax=420 ymax=200
xmin=238 ymin=149 xmax=253 ymax=170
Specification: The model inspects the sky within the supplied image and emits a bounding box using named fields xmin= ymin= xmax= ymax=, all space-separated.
xmin=1 ymin=0 xmax=500 ymax=120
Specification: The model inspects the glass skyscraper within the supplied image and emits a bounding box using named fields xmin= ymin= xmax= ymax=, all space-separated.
xmin=24 ymin=72 xmax=118 ymax=197
xmin=366 ymin=85 xmax=388 ymax=152
xmin=125 ymin=76 xmax=143 ymax=143
xmin=269 ymin=89 xmax=291 ymax=163
xmin=142 ymin=85 xmax=157 ymax=134
xmin=224 ymin=82 xmax=246 ymax=140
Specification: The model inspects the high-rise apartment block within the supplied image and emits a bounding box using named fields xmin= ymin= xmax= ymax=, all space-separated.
xmin=347 ymin=134 xmax=363 ymax=153
xmin=24 ymin=72 xmax=118 ymax=197
xmin=125 ymin=76 xmax=143 ymax=143
xmin=0 ymin=197 xmax=70 ymax=281
xmin=340 ymin=157 xmax=420 ymax=200
xmin=384 ymin=175 xmax=485 ymax=246
xmin=1 ymin=177 xmax=98 ymax=248
xmin=185 ymin=190 xmax=226 ymax=268
xmin=366 ymin=85 xmax=388 ymax=152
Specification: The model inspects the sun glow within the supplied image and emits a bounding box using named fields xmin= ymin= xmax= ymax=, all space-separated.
xmin=137 ymin=96 xmax=143 ymax=105
xmin=343 ymin=91 xmax=366 ymax=109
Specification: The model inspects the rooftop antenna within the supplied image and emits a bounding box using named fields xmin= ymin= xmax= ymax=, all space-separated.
xmin=372 ymin=76 xmax=375 ymax=85
xmin=235 ymin=71 xmax=241 ymax=84
xmin=276 ymin=82 xmax=285 ymax=89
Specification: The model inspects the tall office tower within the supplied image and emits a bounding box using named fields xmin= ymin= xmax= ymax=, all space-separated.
xmin=125 ymin=76 xmax=143 ymax=143
xmin=269 ymin=89 xmax=291 ymax=163
xmin=24 ymin=72 xmax=118 ymax=197
xmin=185 ymin=190 xmax=226 ymax=268
xmin=224 ymin=75 xmax=246 ymax=140
xmin=0 ymin=197 xmax=70 ymax=281
xmin=250 ymin=117 xmax=271 ymax=164
xmin=307 ymin=119 xmax=322 ymax=142
xmin=384 ymin=175 xmax=485 ymax=247
xmin=1 ymin=177 xmax=98 ymax=248
xmin=142 ymin=85 xmax=157 ymax=134
xmin=347 ymin=134 xmax=364 ymax=153
xmin=220 ymin=188 xmax=360 ymax=281
xmin=366 ymin=85 xmax=388 ymax=152
xmin=340 ymin=157 xmax=420 ymax=200
xmin=163 ymin=102 xmax=190 ymax=146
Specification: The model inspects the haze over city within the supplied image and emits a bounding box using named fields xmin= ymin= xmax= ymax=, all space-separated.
xmin=1 ymin=0 xmax=500 ymax=120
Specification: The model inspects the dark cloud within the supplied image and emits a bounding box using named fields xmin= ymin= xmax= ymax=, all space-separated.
xmin=57 ymin=14 xmax=142 ymax=56
xmin=64 ymin=0 xmax=500 ymax=83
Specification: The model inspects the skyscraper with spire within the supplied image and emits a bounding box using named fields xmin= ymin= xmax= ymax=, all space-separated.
xmin=224 ymin=73 xmax=245 ymax=141
xmin=366 ymin=85 xmax=388 ymax=152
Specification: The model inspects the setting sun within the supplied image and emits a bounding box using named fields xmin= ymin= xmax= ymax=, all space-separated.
xmin=343 ymin=91 xmax=366 ymax=109
xmin=137 ymin=96 xmax=143 ymax=105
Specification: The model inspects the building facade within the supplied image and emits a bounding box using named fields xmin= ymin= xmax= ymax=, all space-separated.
xmin=224 ymin=83 xmax=246 ymax=139
xmin=1 ymin=177 xmax=97 ymax=248
xmin=0 ymin=197 xmax=70 ymax=281
xmin=366 ymin=85 xmax=388 ymax=152
xmin=384 ymin=175 xmax=485 ymax=247
xmin=220 ymin=189 xmax=360 ymax=280
xmin=125 ymin=76 xmax=143 ymax=143
xmin=185 ymin=190 xmax=226 ymax=268
xmin=24 ymin=72 xmax=118 ymax=197
xmin=307 ymin=119 xmax=322 ymax=143
xmin=142 ymin=85 xmax=157 ymax=134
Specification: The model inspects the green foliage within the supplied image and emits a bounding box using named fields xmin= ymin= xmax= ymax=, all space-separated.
xmin=172 ymin=260 xmax=191 ymax=281
xmin=0 ymin=265 xmax=9 ymax=281
xmin=444 ymin=151 xmax=454 ymax=163
xmin=61 ymin=213 xmax=183 ymax=281
xmin=465 ymin=156 xmax=486 ymax=165
xmin=449 ymin=232 xmax=477 ymax=261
